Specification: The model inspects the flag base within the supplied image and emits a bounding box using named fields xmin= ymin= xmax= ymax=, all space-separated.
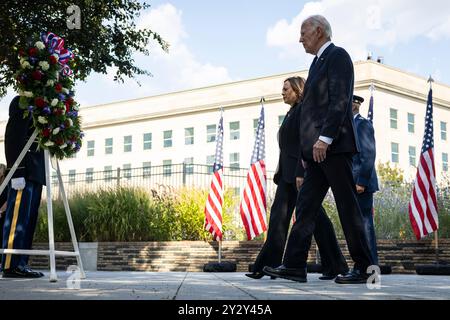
xmin=203 ymin=261 xmax=236 ymax=272
xmin=415 ymin=261 xmax=450 ymax=275
xmin=379 ymin=265 xmax=392 ymax=275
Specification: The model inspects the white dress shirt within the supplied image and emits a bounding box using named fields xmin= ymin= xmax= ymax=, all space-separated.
xmin=317 ymin=41 xmax=334 ymax=145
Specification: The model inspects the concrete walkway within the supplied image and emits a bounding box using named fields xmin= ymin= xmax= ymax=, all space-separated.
xmin=1 ymin=271 xmax=449 ymax=300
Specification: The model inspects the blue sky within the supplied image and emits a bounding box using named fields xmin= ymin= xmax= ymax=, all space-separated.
xmin=1 ymin=0 xmax=449 ymax=119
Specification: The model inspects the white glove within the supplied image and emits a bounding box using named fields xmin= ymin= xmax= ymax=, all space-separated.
xmin=11 ymin=178 xmax=26 ymax=190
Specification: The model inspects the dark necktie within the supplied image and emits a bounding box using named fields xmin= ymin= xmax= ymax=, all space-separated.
xmin=309 ymin=56 xmax=318 ymax=75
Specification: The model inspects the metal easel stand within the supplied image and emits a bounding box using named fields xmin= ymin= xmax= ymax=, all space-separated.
xmin=0 ymin=130 xmax=85 ymax=282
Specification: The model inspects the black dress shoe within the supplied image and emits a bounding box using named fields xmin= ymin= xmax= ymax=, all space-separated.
xmin=245 ymin=272 xmax=264 ymax=279
xmin=319 ymin=273 xmax=338 ymax=280
xmin=2 ymin=266 xmax=44 ymax=278
xmin=23 ymin=266 xmax=44 ymax=277
xmin=245 ymin=272 xmax=277 ymax=280
xmin=335 ymin=269 xmax=369 ymax=284
xmin=263 ymin=265 xmax=307 ymax=283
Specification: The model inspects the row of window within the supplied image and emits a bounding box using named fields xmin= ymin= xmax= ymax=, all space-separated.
xmin=82 ymin=117 xmax=286 ymax=157
xmin=391 ymin=142 xmax=448 ymax=171
xmin=58 ymin=145 xmax=449 ymax=184
xmin=390 ymin=108 xmax=447 ymax=140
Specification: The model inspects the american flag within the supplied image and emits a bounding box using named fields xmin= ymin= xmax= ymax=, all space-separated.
xmin=204 ymin=111 xmax=224 ymax=241
xmin=240 ymin=101 xmax=268 ymax=240
xmin=408 ymin=88 xmax=439 ymax=240
xmin=367 ymin=94 xmax=374 ymax=123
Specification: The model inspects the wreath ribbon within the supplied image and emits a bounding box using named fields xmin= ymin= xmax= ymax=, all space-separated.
xmin=41 ymin=32 xmax=74 ymax=76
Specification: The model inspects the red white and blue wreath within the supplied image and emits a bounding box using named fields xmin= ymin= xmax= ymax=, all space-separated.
xmin=14 ymin=32 xmax=83 ymax=160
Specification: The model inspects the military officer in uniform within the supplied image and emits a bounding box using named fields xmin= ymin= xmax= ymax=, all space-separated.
xmin=1 ymin=96 xmax=45 ymax=278
xmin=351 ymin=95 xmax=379 ymax=266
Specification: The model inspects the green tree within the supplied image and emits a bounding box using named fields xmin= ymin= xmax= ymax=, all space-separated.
xmin=0 ymin=0 xmax=169 ymax=97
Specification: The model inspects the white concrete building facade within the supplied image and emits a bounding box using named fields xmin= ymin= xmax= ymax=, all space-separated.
xmin=1 ymin=60 xmax=449 ymax=190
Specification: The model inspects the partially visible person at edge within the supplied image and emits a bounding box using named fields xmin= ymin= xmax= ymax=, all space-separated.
xmin=0 ymin=163 xmax=7 ymax=268
xmin=351 ymin=95 xmax=380 ymax=266
xmin=245 ymin=76 xmax=348 ymax=280
xmin=1 ymin=96 xmax=45 ymax=278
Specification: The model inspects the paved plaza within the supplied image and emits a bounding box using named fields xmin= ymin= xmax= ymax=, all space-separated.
xmin=1 ymin=271 xmax=449 ymax=300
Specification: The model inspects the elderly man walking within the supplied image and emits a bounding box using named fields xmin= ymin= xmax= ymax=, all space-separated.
xmin=264 ymin=15 xmax=374 ymax=284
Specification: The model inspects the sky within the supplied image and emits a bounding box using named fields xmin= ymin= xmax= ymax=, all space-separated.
xmin=1 ymin=0 xmax=450 ymax=120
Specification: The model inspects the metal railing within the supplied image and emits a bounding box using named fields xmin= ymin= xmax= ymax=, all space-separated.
xmin=50 ymin=163 xmax=277 ymax=200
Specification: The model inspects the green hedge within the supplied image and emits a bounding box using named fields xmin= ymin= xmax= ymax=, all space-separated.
xmin=35 ymin=186 xmax=244 ymax=242
xmin=35 ymin=180 xmax=450 ymax=242
xmin=322 ymin=181 xmax=450 ymax=240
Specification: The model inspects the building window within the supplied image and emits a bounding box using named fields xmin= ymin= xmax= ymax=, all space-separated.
xmin=253 ymin=118 xmax=259 ymax=135
xmin=230 ymin=153 xmax=240 ymax=171
xmin=390 ymin=108 xmax=398 ymax=129
xmin=163 ymin=160 xmax=172 ymax=176
xmin=163 ymin=130 xmax=172 ymax=148
xmin=105 ymin=138 xmax=113 ymax=155
xmin=206 ymin=155 xmax=215 ymax=174
xmin=443 ymin=153 xmax=449 ymax=172
xmin=142 ymin=162 xmax=151 ymax=178
xmin=185 ymin=127 xmax=194 ymax=145
xmin=184 ymin=157 xmax=194 ymax=174
xmin=143 ymin=133 xmax=152 ymax=150
xmin=278 ymin=115 xmax=285 ymax=128
xmin=123 ymin=164 xmax=131 ymax=179
xmin=230 ymin=121 xmax=240 ymax=140
xmin=104 ymin=165 xmax=113 ymax=181
xmin=86 ymin=168 xmax=94 ymax=183
xmin=441 ymin=121 xmax=447 ymax=141
xmin=87 ymin=140 xmax=95 ymax=157
xmin=232 ymin=187 xmax=240 ymax=196
xmin=391 ymin=142 xmax=399 ymax=163
xmin=51 ymin=172 xmax=58 ymax=185
xmin=408 ymin=146 xmax=416 ymax=167
xmin=124 ymin=135 xmax=132 ymax=152
xmin=207 ymin=124 xmax=216 ymax=143
xmin=407 ymin=113 xmax=415 ymax=133
xmin=69 ymin=170 xmax=76 ymax=184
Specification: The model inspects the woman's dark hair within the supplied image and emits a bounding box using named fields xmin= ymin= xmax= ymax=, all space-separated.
xmin=284 ymin=76 xmax=306 ymax=103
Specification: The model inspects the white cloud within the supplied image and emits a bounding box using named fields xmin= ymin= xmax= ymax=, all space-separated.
xmin=266 ymin=0 xmax=450 ymax=63
xmin=132 ymin=3 xmax=233 ymax=95
xmin=0 ymin=88 xmax=19 ymax=121
xmin=55 ymin=3 xmax=233 ymax=109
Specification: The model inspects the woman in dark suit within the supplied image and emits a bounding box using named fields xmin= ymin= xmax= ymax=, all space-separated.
xmin=246 ymin=77 xmax=348 ymax=279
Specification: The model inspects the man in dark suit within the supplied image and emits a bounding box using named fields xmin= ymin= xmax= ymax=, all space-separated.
xmin=264 ymin=15 xmax=374 ymax=284
xmin=1 ymin=96 xmax=45 ymax=278
xmin=352 ymin=95 xmax=379 ymax=266
xmin=247 ymin=77 xmax=348 ymax=280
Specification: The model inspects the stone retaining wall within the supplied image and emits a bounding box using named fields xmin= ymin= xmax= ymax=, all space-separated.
xmin=29 ymin=239 xmax=450 ymax=273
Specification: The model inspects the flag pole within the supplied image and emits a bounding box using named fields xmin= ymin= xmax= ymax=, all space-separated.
xmin=219 ymin=106 xmax=224 ymax=264
xmin=260 ymin=97 xmax=268 ymax=242
xmin=428 ymin=75 xmax=440 ymax=264
xmin=369 ymin=82 xmax=375 ymax=95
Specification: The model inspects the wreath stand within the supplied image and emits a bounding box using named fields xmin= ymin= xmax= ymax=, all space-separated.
xmin=0 ymin=130 xmax=85 ymax=282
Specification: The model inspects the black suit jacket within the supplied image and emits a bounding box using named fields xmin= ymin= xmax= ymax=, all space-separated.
xmin=352 ymin=114 xmax=379 ymax=193
xmin=5 ymin=96 xmax=46 ymax=185
xmin=274 ymin=101 xmax=305 ymax=185
xmin=298 ymin=43 xmax=358 ymax=161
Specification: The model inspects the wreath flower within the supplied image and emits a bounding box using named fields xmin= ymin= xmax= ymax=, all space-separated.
xmin=14 ymin=32 xmax=83 ymax=160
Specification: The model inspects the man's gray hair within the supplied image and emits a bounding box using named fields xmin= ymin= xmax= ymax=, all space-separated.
xmin=305 ymin=15 xmax=332 ymax=39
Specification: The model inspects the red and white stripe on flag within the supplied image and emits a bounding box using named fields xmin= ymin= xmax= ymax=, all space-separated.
xmin=408 ymin=88 xmax=439 ymax=240
xmin=408 ymin=148 xmax=439 ymax=240
xmin=204 ymin=111 xmax=224 ymax=241
xmin=240 ymin=160 xmax=267 ymax=240
xmin=204 ymin=169 xmax=224 ymax=241
xmin=240 ymin=103 xmax=268 ymax=240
